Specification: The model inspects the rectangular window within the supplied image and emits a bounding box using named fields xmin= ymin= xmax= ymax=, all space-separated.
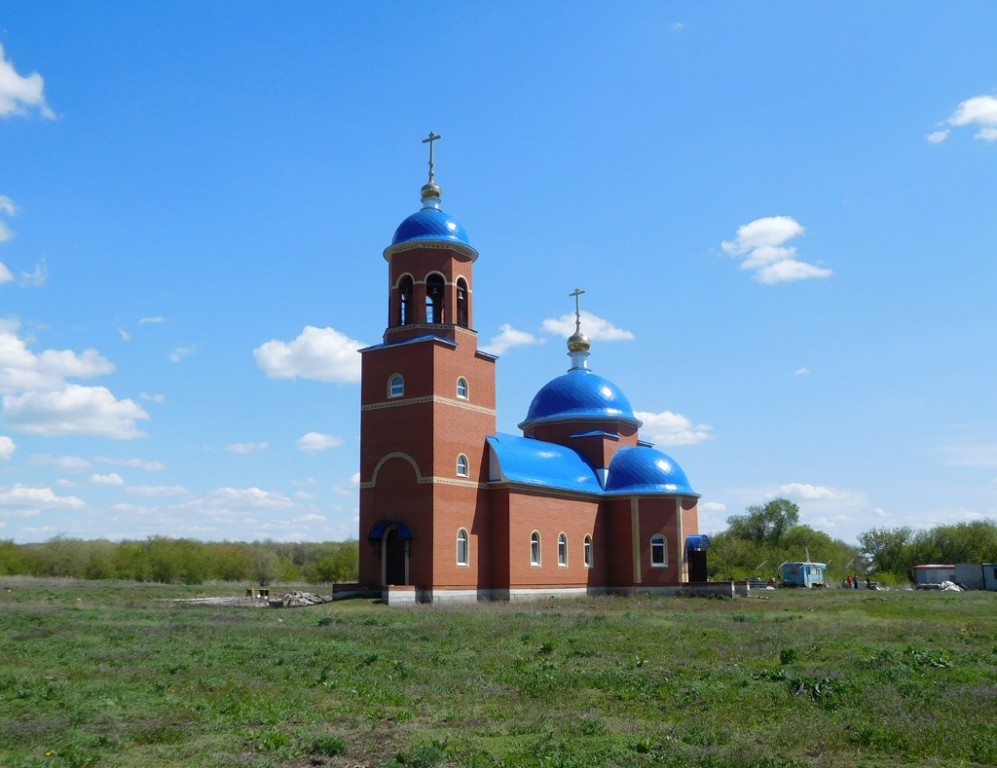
xmin=651 ymin=535 xmax=667 ymax=567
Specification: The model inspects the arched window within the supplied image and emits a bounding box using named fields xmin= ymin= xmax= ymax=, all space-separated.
xmin=456 ymin=454 xmax=469 ymax=477
xmin=426 ymin=273 xmax=445 ymax=323
xmin=456 ymin=278 xmax=469 ymax=327
xmin=650 ymin=534 xmax=667 ymax=567
xmin=583 ymin=535 xmax=593 ymax=568
xmin=456 ymin=377 xmax=468 ymax=399
xmin=558 ymin=533 xmax=567 ymax=566
xmin=398 ymin=275 xmax=414 ymax=326
xmin=530 ymin=531 xmax=541 ymax=566
xmin=388 ymin=375 xmax=404 ymax=399
xmin=456 ymin=528 xmax=469 ymax=566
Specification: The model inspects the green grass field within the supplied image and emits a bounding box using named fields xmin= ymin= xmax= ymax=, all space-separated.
xmin=2 ymin=579 xmax=995 ymax=768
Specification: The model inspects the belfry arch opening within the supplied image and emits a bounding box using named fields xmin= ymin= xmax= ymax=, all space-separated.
xmin=456 ymin=277 xmax=469 ymax=327
xmin=426 ymin=273 xmax=445 ymax=324
xmin=397 ymin=275 xmax=414 ymax=326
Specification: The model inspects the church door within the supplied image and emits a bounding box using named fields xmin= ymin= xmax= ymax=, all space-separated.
xmin=383 ymin=528 xmax=408 ymax=586
xmin=688 ymin=550 xmax=708 ymax=583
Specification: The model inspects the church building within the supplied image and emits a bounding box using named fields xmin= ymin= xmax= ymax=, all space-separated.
xmin=357 ymin=135 xmax=705 ymax=603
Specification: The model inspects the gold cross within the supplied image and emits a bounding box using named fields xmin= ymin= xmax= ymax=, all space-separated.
xmin=569 ymin=287 xmax=585 ymax=333
xmin=422 ymin=131 xmax=442 ymax=184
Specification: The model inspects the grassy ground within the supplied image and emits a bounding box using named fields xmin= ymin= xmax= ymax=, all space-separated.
xmin=1 ymin=579 xmax=996 ymax=768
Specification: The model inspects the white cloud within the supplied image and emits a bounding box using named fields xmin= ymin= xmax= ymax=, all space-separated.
xmin=225 ymin=441 xmax=268 ymax=454
xmin=0 ymin=44 xmax=54 ymax=119
xmin=169 ymin=344 xmax=196 ymax=363
xmin=794 ymin=367 xmax=810 ymax=376
xmin=948 ymin=94 xmax=997 ymax=128
xmin=634 ymin=409 xmax=713 ymax=446
xmin=0 ymin=323 xmax=115 ymax=394
xmin=19 ymin=258 xmax=47 ymax=288
xmin=541 ymin=311 xmax=635 ymax=341
xmin=722 ymin=216 xmax=831 ymax=284
xmin=934 ymin=94 xmax=997 ymax=143
xmin=139 ymin=392 xmax=165 ymax=403
xmin=700 ymin=501 xmax=727 ymax=515
xmin=139 ymin=316 xmax=165 ymax=324
xmin=0 ymin=200 xmax=13 ymax=281
xmin=0 ymin=484 xmax=84 ymax=508
xmin=118 ymin=328 xmax=131 ymax=341
xmin=0 ymin=196 xmax=16 ymax=267
xmin=480 ymin=324 xmax=539 ymax=356
xmin=95 ymin=457 xmax=166 ymax=472
xmin=297 ymin=432 xmax=343 ymax=452
xmin=293 ymin=513 xmax=327 ymax=523
xmin=3 ymin=384 xmax=149 ymax=438
xmin=124 ymin=484 xmax=190 ymax=497
xmin=333 ymin=471 xmax=361 ymax=496
xmin=254 ymin=325 xmax=364 ymax=383
xmin=941 ymin=441 xmax=997 ymax=468
xmin=31 ymin=454 xmax=91 ymax=472
xmin=204 ymin=486 xmax=296 ymax=512
xmin=776 ymin=482 xmax=841 ymax=500
xmin=91 ymin=472 xmax=124 ymax=486
xmin=0 ymin=435 xmax=13 ymax=460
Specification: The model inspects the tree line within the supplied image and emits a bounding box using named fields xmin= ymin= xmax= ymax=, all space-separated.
xmin=0 ymin=536 xmax=358 ymax=586
xmin=706 ymin=499 xmax=997 ymax=585
xmin=3 ymin=504 xmax=995 ymax=586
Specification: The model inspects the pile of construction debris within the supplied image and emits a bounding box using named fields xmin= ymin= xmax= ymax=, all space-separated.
xmin=271 ymin=590 xmax=330 ymax=607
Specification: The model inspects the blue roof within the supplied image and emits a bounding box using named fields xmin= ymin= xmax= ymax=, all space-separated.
xmin=604 ymin=446 xmax=698 ymax=496
xmin=391 ymin=207 xmax=470 ymax=246
xmin=486 ymin=433 xmax=697 ymax=498
xmin=519 ymin=370 xmax=641 ymax=431
xmin=486 ymin=434 xmax=602 ymax=494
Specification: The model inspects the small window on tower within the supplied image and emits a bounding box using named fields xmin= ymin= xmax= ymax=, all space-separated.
xmin=456 ymin=454 xmax=469 ymax=477
xmin=584 ymin=535 xmax=593 ymax=568
xmin=530 ymin=531 xmax=541 ymax=566
xmin=456 ymin=528 xmax=469 ymax=567
xmin=388 ymin=375 xmax=404 ymax=399
xmin=456 ymin=377 xmax=468 ymax=399
xmin=650 ymin=534 xmax=667 ymax=567
xmin=558 ymin=533 xmax=567 ymax=567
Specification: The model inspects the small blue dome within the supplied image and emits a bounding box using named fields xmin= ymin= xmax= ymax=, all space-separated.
xmin=519 ymin=370 xmax=641 ymax=431
xmin=391 ymin=207 xmax=470 ymax=246
xmin=606 ymin=446 xmax=698 ymax=496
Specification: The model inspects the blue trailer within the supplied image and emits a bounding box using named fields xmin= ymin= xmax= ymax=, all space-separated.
xmin=781 ymin=560 xmax=827 ymax=588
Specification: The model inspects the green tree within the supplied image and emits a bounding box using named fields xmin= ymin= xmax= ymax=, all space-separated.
xmin=0 ymin=539 xmax=27 ymax=575
xmin=250 ymin=548 xmax=280 ymax=586
xmin=858 ymin=527 xmax=913 ymax=577
xmin=726 ymin=498 xmax=800 ymax=546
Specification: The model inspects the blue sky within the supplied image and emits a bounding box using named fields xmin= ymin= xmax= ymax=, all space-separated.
xmin=1 ymin=2 xmax=995 ymax=545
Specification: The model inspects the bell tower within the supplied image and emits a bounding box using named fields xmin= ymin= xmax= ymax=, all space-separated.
xmin=358 ymin=134 xmax=497 ymax=600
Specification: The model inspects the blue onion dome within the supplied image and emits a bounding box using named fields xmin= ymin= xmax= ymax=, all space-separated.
xmin=605 ymin=446 xmax=699 ymax=496
xmin=391 ymin=206 xmax=470 ymax=246
xmin=385 ymin=177 xmax=477 ymax=261
xmin=518 ymin=369 xmax=642 ymax=432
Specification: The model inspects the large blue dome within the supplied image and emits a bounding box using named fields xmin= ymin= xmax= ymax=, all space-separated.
xmin=605 ymin=446 xmax=698 ymax=496
xmin=391 ymin=207 xmax=470 ymax=246
xmin=519 ymin=370 xmax=641 ymax=431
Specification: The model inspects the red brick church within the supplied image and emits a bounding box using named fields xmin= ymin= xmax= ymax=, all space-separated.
xmin=357 ymin=136 xmax=705 ymax=603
